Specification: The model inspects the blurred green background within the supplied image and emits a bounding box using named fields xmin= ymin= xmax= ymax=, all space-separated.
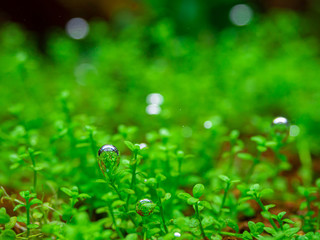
xmin=1 ymin=0 xmax=320 ymax=162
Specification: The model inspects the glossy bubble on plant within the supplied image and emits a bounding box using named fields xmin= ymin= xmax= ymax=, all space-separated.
xmin=98 ymin=145 xmax=119 ymax=156
xmin=136 ymin=199 xmax=155 ymax=217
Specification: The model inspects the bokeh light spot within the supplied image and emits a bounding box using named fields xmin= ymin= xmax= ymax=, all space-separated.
xmin=290 ymin=125 xmax=300 ymax=137
xmin=146 ymin=93 xmax=164 ymax=105
xmin=204 ymin=120 xmax=213 ymax=129
xmin=146 ymin=104 xmax=161 ymax=115
xmin=229 ymin=4 xmax=253 ymax=26
xmin=66 ymin=18 xmax=89 ymax=40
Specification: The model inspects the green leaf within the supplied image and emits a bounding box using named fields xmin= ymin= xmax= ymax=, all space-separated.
xmin=277 ymin=211 xmax=286 ymax=220
xmin=264 ymin=227 xmax=276 ymax=236
xmin=251 ymin=136 xmax=266 ymax=145
xmin=264 ymin=204 xmax=275 ymax=211
xmin=265 ymin=141 xmax=277 ymax=147
xmin=125 ymin=233 xmax=139 ymax=240
xmin=261 ymin=211 xmax=272 ymax=219
xmin=283 ymin=218 xmax=295 ymax=224
xmin=27 ymin=224 xmax=39 ymax=229
xmin=284 ymin=227 xmax=300 ymax=236
xmin=16 ymin=216 xmax=27 ymax=224
xmin=257 ymin=146 xmax=267 ymax=152
xmin=227 ymin=219 xmax=239 ymax=233
xmin=219 ymin=175 xmax=230 ymax=183
xmin=164 ymin=193 xmax=171 ymax=201
xmin=148 ymin=228 xmax=161 ymax=236
xmin=189 ymin=218 xmax=199 ymax=228
xmin=13 ymin=204 xmax=25 ymax=212
xmin=32 ymin=212 xmax=43 ymax=219
xmin=123 ymin=188 xmax=135 ymax=195
xmin=124 ymin=141 xmax=134 ymax=151
xmin=156 ymin=188 xmax=165 ymax=198
xmin=146 ymin=178 xmax=157 ymax=187
xmin=78 ymin=193 xmax=91 ymax=200
xmin=5 ymin=217 xmax=17 ymax=229
xmin=29 ymin=193 xmax=37 ymax=198
xmin=0 ymin=208 xmax=10 ymax=224
xmin=0 ymin=229 xmax=16 ymax=240
xmin=177 ymin=192 xmax=192 ymax=201
xmin=19 ymin=191 xmax=29 ymax=199
xmin=60 ymin=187 xmax=72 ymax=197
xmin=199 ymin=200 xmax=212 ymax=209
xmin=248 ymin=221 xmax=256 ymax=233
xmin=255 ymin=222 xmax=265 ymax=234
xmin=193 ymin=184 xmax=205 ymax=198
xmin=230 ymin=130 xmax=240 ymax=139
xmin=112 ymin=200 xmax=126 ymax=208
xmin=29 ymin=198 xmax=42 ymax=206
xmin=300 ymin=201 xmax=307 ymax=210
xmin=250 ymin=184 xmax=260 ymax=192
xmin=95 ymin=179 xmax=108 ymax=183
xmin=237 ymin=153 xmax=254 ymax=161
xmin=155 ymin=173 xmax=166 ymax=182
xmin=187 ymin=197 xmax=199 ymax=205
xmin=242 ymin=231 xmax=253 ymax=240
xmin=201 ymin=216 xmax=214 ymax=228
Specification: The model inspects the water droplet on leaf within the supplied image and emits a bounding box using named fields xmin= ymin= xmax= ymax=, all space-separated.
xmin=98 ymin=145 xmax=120 ymax=176
xmin=271 ymin=117 xmax=290 ymax=138
xmin=136 ymin=199 xmax=155 ymax=217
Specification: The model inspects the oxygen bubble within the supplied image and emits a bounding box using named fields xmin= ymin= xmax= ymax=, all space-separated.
xmin=229 ymin=4 xmax=253 ymax=26
xmin=146 ymin=93 xmax=164 ymax=105
xmin=289 ymin=125 xmax=300 ymax=137
xmin=139 ymin=143 xmax=147 ymax=149
xmin=271 ymin=117 xmax=290 ymax=137
xmin=66 ymin=17 xmax=89 ymax=40
xmin=136 ymin=199 xmax=155 ymax=217
xmin=98 ymin=145 xmax=120 ymax=175
xmin=204 ymin=120 xmax=212 ymax=129
xmin=146 ymin=104 xmax=161 ymax=115
xmin=174 ymin=232 xmax=181 ymax=237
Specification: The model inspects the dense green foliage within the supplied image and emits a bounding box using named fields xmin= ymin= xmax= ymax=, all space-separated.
xmin=1 ymin=10 xmax=320 ymax=240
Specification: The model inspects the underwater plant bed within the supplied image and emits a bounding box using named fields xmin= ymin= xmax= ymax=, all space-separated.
xmin=1 ymin=114 xmax=320 ymax=240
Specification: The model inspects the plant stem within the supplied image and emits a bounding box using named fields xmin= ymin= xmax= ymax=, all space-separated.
xmin=220 ymin=231 xmax=242 ymax=238
xmin=108 ymin=204 xmax=124 ymax=239
xmin=279 ymin=220 xmax=283 ymax=230
xmin=274 ymin=146 xmax=282 ymax=176
xmin=88 ymin=130 xmax=97 ymax=160
xmin=177 ymin=157 xmax=182 ymax=187
xmin=228 ymin=141 xmax=235 ymax=171
xmin=317 ymin=208 xmax=320 ymax=231
xmin=157 ymin=194 xmax=168 ymax=234
xmin=29 ymin=150 xmax=37 ymax=192
xmin=298 ymin=140 xmax=312 ymax=187
xmin=142 ymin=218 xmax=147 ymax=240
xmin=255 ymin=195 xmax=278 ymax=231
xmin=110 ymin=181 xmax=137 ymax=227
xmin=26 ymin=198 xmax=30 ymax=238
xmin=245 ymin=152 xmax=261 ymax=183
xmin=195 ymin=202 xmax=206 ymax=239
xmin=126 ymin=152 xmax=138 ymax=208
xmin=219 ymin=182 xmax=230 ymax=216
